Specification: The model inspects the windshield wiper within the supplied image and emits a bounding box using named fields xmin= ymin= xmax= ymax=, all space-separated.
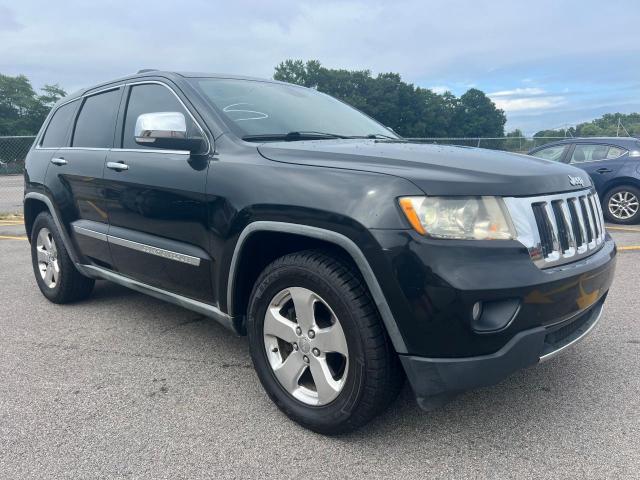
xmin=242 ymin=131 xmax=350 ymax=142
xmin=347 ymin=133 xmax=403 ymax=140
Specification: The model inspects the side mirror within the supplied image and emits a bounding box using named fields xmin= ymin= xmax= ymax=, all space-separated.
xmin=134 ymin=112 xmax=206 ymax=154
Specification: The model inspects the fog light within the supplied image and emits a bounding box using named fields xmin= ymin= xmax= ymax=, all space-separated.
xmin=472 ymin=298 xmax=521 ymax=333
xmin=472 ymin=302 xmax=482 ymax=321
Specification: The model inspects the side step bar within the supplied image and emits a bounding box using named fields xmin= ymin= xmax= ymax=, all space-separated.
xmin=78 ymin=264 xmax=238 ymax=333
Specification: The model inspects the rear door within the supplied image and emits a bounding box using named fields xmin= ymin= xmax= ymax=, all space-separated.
xmin=46 ymin=87 xmax=123 ymax=267
xmin=103 ymin=81 xmax=213 ymax=302
xmin=567 ymin=142 xmax=628 ymax=194
xmin=30 ymin=99 xmax=79 ymax=187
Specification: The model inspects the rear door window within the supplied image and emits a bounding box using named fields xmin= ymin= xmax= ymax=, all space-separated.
xmin=41 ymin=101 xmax=78 ymax=148
xmin=72 ymin=88 xmax=121 ymax=148
xmin=570 ymin=144 xmax=627 ymax=163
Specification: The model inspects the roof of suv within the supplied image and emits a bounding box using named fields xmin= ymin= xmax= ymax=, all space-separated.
xmin=63 ymin=70 xmax=284 ymax=103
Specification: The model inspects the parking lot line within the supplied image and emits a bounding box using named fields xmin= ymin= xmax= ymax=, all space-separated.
xmin=607 ymin=225 xmax=640 ymax=233
xmin=0 ymin=235 xmax=27 ymax=240
xmin=618 ymin=245 xmax=640 ymax=252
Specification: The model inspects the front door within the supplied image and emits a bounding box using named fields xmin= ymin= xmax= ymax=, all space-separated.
xmin=103 ymin=82 xmax=213 ymax=302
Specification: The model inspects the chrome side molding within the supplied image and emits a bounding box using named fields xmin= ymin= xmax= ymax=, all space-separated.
xmin=72 ymin=224 xmax=201 ymax=266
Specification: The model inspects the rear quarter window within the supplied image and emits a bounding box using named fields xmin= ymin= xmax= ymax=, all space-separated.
xmin=40 ymin=101 xmax=78 ymax=148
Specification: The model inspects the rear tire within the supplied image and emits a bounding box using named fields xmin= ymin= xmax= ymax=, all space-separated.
xmin=30 ymin=212 xmax=95 ymax=303
xmin=603 ymin=186 xmax=640 ymax=224
xmin=247 ymin=249 xmax=404 ymax=434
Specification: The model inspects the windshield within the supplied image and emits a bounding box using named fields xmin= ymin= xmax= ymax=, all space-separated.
xmin=190 ymin=78 xmax=397 ymax=140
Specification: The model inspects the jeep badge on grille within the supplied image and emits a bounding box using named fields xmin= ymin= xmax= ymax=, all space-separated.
xmin=568 ymin=175 xmax=585 ymax=187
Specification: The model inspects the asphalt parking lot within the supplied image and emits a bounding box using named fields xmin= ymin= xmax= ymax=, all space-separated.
xmin=0 ymin=175 xmax=23 ymax=214
xmin=1 ymin=219 xmax=639 ymax=479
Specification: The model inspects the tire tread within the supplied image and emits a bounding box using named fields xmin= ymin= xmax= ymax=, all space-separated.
xmin=247 ymin=249 xmax=404 ymax=434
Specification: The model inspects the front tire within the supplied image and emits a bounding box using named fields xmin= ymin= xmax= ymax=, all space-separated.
xmin=247 ymin=250 xmax=403 ymax=434
xmin=30 ymin=212 xmax=95 ymax=303
xmin=603 ymin=186 xmax=640 ymax=224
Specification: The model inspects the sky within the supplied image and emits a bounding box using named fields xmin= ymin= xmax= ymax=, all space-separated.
xmin=1 ymin=0 xmax=640 ymax=135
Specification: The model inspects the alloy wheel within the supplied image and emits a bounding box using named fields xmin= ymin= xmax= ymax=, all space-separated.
xmin=263 ymin=287 xmax=349 ymax=406
xmin=608 ymin=191 xmax=639 ymax=220
xmin=36 ymin=228 xmax=60 ymax=288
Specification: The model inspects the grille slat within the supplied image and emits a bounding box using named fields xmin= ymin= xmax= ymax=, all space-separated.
xmin=568 ymin=198 xmax=585 ymax=248
xmin=588 ymin=194 xmax=602 ymax=242
xmin=551 ymin=200 xmax=570 ymax=252
xmin=572 ymin=197 xmax=589 ymax=249
xmin=504 ymin=189 xmax=606 ymax=269
xmin=558 ymin=199 xmax=577 ymax=251
xmin=580 ymin=196 xmax=595 ymax=244
xmin=532 ymin=203 xmax=554 ymax=257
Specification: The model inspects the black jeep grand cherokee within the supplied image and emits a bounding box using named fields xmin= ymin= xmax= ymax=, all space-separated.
xmin=24 ymin=71 xmax=616 ymax=434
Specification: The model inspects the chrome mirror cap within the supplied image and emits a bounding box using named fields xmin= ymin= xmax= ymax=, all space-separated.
xmin=134 ymin=112 xmax=187 ymax=143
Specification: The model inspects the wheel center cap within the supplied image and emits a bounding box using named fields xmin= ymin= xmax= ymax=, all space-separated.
xmin=299 ymin=338 xmax=311 ymax=354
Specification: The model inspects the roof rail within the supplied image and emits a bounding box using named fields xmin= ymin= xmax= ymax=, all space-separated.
xmin=136 ymin=69 xmax=158 ymax=74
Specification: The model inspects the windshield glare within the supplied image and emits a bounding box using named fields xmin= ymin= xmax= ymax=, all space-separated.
xmin=190 ymin=78 xmax=396 ymax=140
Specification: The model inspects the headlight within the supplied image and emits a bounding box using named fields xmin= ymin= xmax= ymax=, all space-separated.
xmin=398 ymin=196 xmax=516 ymax=240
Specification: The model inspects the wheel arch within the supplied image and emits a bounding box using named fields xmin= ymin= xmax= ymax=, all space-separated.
xmin=226 ymin=221 xmax=408 ymax=354
xmin=600 ymin=177 xmax=640 ymax=201
xmin=24 ymin=197 xmax=49 ymax=241
xmin=23 ymin=192 xmax=82 ymax=265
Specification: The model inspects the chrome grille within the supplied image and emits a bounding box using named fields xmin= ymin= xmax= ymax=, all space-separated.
xmin=504 ymin=189 xmax=606 ymax=269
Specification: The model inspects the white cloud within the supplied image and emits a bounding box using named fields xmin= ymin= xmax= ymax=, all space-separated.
xmin=0 ymin=0 xmax=638 ymax=131
xmin=430 ymin=85 xmax=450 ymax=94
xmin=492 ymin=96 xmax=566 ymax=112
xmin=489 ymin=87 xmax=546 ymax=97
xmin=488 ymin=87 xmax=567 ymax=112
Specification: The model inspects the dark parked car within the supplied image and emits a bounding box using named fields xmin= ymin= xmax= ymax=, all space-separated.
xmin=24 ymin=71 xmax=616 ymax=433
xmin=529 ymin=137 xmax=640 ymax=224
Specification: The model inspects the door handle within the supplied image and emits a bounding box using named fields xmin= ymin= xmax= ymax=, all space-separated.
xmin=106 ymin=161 xmax=129 ymax=171
xmin=50 ymin=157 xmax=67 ymax=166
xmin=596 ymin=167 xmax=612 ymax=174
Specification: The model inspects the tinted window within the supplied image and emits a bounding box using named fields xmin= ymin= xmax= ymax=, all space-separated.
xmin=532 ymin=145 xmax=567 ymax=162
xmin=41 ymin=101 xmax=77 ymax=148
xmin=122 ymin=84 xmax=191 ymax=149
xmin=570 ymin=144 xmax=624 ymax=163
xmin=606 ymin=146 xmax=627 ymax=159
xmin=72 ymin=89 xmax=121 ymax=148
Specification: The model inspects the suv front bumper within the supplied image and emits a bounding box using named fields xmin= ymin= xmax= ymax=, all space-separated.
xmin=368 ymin=230 xmax=616 ymax=407
xmin=400 ymin=296 xmax=605 ymax=410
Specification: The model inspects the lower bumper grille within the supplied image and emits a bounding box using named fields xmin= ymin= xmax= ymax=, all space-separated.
xmin=539 ymin=298 xmax=605 ymax=361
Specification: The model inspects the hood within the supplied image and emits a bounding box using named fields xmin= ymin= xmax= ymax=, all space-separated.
xmin=257 ymin=140 xmax=592 ymax=196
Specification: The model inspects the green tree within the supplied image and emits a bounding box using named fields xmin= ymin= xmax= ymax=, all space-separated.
xmin=0 ymin=74 xmax=66 ymax=135
xmin=451 ymin=88 xmax=506 ymax=138
xmin=503 ymin=128 xmax=532 ymax=152
xmin=273 ymin=59 xmax=506 ymax=139
xmin=534 ymin=112 xmax=640 ymax=138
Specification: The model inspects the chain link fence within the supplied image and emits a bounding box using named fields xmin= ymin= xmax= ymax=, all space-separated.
xmin=0 ymin=134 xmax=585 ymax=215
xmin=0 ymin=136 xmax=34 ymax=215
xmin=0 ymin=136 xmax=35 ymax=175
xmin=404 ymin=136 xmax=570 ymax=153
